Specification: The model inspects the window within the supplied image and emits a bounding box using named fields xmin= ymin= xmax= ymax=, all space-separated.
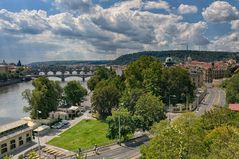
xmin=26 ymin=133 xmax=31 ymax=142
xmin=1 ymin=143 xmax=7 ymax=154
xmin=10 ymin=140 xmax=16 ymax=150
xmin=19 ymin=136 xmax=24 ymax=146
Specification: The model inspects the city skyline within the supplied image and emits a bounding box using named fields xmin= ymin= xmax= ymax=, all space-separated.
xmin=0 ymin=0 xmax=239 ymax=63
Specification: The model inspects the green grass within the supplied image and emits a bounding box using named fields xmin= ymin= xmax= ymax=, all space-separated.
xmin=48 ymin=120 xmax=114 ymax=151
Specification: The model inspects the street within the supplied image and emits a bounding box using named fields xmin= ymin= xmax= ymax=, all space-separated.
xmin=196 ymin=87 xmax=226 ymax=116
xmin=87 ymin=135 xmax=149 ymax=159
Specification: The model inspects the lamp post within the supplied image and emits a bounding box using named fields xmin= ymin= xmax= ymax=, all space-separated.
xmin=168 ymin=95 xmax=176 ymax=112
xmin=118 ymin=115 xmax=121 ymax=145
xmin=36 ymin=110 xmax=41 ymax=158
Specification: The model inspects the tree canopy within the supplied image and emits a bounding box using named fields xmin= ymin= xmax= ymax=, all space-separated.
xmin=64 ymin=80 xmax=87 ymax=105
xmin=141 ymin=108 xmax=239 ymax=159
xmin=106 ymin=108 xmax=136 ymax=140
xmin=124 ymin=56 xmax=195 ymax=105
xmin=22 ymin=77 xmax=62 ymax=119
xmin=87 ymin=67 xmax=116 ymax=91
xmin=223 ymin=72 xmax=239 ymax=103
xmin=91 ymin=83 xmax=120 ymax=119
xmin=135 ymin=93 xmax=165 ymax=130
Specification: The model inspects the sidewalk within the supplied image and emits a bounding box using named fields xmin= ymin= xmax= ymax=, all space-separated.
xmin=84 ymin=135 xmax=149 ymax=158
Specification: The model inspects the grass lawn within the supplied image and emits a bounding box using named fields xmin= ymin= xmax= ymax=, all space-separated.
xmin=48 ymin=120 xmax=114 ymax=151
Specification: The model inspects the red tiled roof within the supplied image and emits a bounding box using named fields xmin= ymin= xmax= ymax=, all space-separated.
xmin=229 ymin=104 xmax=239 ymax=111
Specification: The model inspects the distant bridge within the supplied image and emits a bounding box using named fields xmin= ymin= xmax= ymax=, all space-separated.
xmin=27 ymin=70 xmax=94 ymax=82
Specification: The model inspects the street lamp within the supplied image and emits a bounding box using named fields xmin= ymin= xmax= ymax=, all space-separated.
xmin=36 ymin=110 xmax=42 ymax=158
xmin=169 ymin=95 xmax=176 ymax=112
xmin=118 ymin=115 xmax=121 ymax=145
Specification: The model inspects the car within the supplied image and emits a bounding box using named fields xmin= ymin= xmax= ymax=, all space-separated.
xmin=61 ymin=120 xmax=70 ymax=125
xmin=56 ymin=123 xmax=64 ymax=129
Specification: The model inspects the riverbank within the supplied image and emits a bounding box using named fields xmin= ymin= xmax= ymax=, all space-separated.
xmin=0 ymin=79 xmax=22 ymax=87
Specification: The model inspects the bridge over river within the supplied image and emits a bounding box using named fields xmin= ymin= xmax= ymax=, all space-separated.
xmin=27 ymin=70 xmax=94 ymax=82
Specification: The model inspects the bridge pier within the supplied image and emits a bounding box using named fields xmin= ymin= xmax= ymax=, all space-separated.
xmin=61 ymin=76 xmax=65 ymax=82
xmin=82 ymin=76 xmax=85 ymax=82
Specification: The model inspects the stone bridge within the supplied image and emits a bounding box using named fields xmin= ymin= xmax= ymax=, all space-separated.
xmin=27 ymin=70 xmax=94 ymax=82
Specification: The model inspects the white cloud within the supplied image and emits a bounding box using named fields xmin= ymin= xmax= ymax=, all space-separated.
xmin=144 ymin=1 xmax=170 ymax=11
xmin=178 ymin=4 xmax=198 ymax=14
xmin=231 ymin=20 xmax=239 ymax=30
xmin=202 ymin=1 xmax=239 ymax=22
xmin=208 ymin=32 xmax=239 ymax=51
xmin=53 ymin=0 xmax=97 ymax=14
xmin=0 ymin=1 xmax=213 ymax=63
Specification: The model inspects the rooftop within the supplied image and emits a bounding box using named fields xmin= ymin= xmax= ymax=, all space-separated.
xmin=229 ymin=104 xmax=239 ymax=111
xmin=0 ymin=120 xmax=28 ymax=134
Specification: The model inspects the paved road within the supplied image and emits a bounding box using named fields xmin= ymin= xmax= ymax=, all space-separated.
xmin=196 ymin=87 xmax=226 ymax=116
xmin=88 ymin=135 xmax=149 ymax=159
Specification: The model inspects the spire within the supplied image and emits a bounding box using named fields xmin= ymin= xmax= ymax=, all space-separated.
xmin=17 ymin=60 xmax=22 ymax=67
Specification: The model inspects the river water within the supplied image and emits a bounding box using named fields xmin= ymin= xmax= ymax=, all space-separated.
xmin=0 ymin=77 xmax=90 ymax=125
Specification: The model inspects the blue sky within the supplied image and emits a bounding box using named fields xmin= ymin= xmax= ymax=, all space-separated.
xmin=0 ymin=0 xmax=239 ymax=63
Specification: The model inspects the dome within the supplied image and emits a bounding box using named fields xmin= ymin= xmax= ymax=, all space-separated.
xmin=187 ymin=56 xmax=192 ymax=62
xmin=165 ymin=56 xmax=173 ymax=63
xmin=164 ymin=55 xmax=175 ymax=67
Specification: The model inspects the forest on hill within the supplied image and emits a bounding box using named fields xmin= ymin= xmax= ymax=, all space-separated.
xmin=111 ymin=50 xmax=239 ymax=65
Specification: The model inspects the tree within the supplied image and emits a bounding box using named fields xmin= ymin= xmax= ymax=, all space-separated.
xmin=125 ymin=56 xmax=162 ymax=92
xmin=160 ymin=67 xmax=195 ymax=105
xmin=91 ymin=83 xmax=120 ymax=119
xmin=201 ymin=107 xmax=239 ymax=130
xmin=106 ymin=108 xmax=136 ymax=140
xmin=205 ymin=126 xmax=239 ymax=159
xmin=224 ymin=72 xmax=239 ymax=103
xmin=120 ymin=88 xmax=144 ymax=114
xmin=87 ymin=67 xmax=116 ymax=91
xmin=22 ymin=77 xmax=63 ymax=119
xmin=64 ymin=80 xmax=87 ymax=105
xmin=3 ymin=155 xmax=12 ymax=159
xmin=135 ymin=93 xmax=165 ymax=130
xmin=27 ymin=151 xmax=38 ymax=159
xmin=141 ymin=113 xmax=206 ymax=159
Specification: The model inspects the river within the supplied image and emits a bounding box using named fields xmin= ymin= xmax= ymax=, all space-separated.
xmin=0 ymin=77 xmax=90 ymax=125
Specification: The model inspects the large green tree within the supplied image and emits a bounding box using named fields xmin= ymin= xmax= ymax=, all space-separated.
xmin=224 ymin=72 xmax=239 ymax=103
xmin=124 ymin=56 xmax=195 ymax=107
xmin=135 ymin=93 xmax=165 ymax=130
xmin=87 ymin=67 xmax=116 ymax=91
xmin=119 ymin=88 xmax=144 ymax=114
xmin=160 ymin=67 xmax=195 ymax=105
xmin=201 ymin=107 xmax=239 ymax=130
xmin=106 ymin=108 xmax=136 ymax=140
xmin=141 ymin=113 xmax=206 ymax=159
xmin=205 ymin=126 xmax=239 ymax=159
xmin=91 ymin=82 xmax=120 ymax=118
xmin=125 ymin=56 xmax=162 ymax=94
xmin=64 ymin=80 xmax=87 ymax=105
xmin=22 ymin=77 xmax=62 ymax=119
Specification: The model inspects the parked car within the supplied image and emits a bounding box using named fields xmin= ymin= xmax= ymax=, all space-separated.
xmin=51 ymin=122 xmax=64 ymax=129
xmin=61 ymin=120 xmax=70 ymax=126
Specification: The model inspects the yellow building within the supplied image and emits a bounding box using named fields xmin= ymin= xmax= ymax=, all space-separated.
xmin=0 ymin=65 xmax=8 ymax=73
xmin=0 ymin=120 xmax=34 ymax=158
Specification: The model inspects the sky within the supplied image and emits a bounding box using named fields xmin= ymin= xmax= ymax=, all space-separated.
xmin=0 ymin=0 xmax=239 ymax=63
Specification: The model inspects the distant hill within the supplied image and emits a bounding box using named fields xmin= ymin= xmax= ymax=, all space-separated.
xmin=28 ymin=60 xmax=111 ymax=67
xmin=111 ymin=50 xmax=239 ymax=65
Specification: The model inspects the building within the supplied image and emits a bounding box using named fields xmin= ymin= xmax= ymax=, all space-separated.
xmin=189 ymin=67 xmax=204 ymax=88
xmin=0 ymin=60 xmax=17 ymax=74
xmin=180 ymin=56 xmax=236 ymax=83
xmin=0 ymin=65 xmax=8 ymax=73
xmin=164 ymin=55 xmax=175 ymax=67
xmin=229 ymin=104 xmax=239 ymax=112
xmin=49 ymin=106 xmax=81 ymax=120
xmin=0 ymin=120 xmax=34 ymax=158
